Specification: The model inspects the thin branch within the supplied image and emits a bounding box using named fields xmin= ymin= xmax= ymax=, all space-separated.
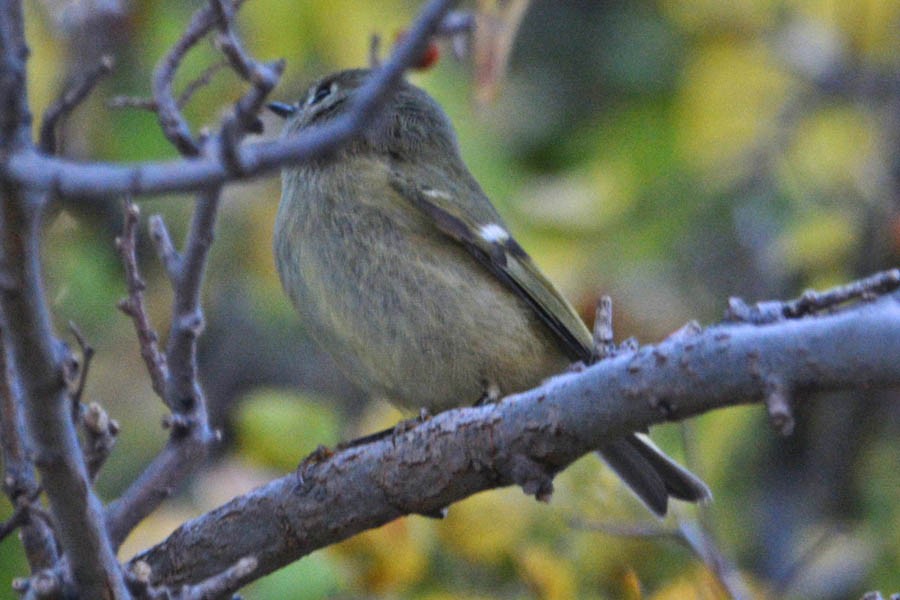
xmin=177 ymin=59 xmax=228 ymax=108
xmin=106 ymin=185 xmax=222 ymax=550
xmin=5 ymin=0 xmax=461 ymax=197
xmin=763 ymin=378 xmax=795 ymax=436
xmin=116 ymin=199 xmax=168 ymax=399
xmin=125 ymin=556 xmax=256 ymax=600
xmin=579 ymin=518 xmax=753 ymax=599
xmin=13 ymin=568 xmax=64 ymax=599
xmin=179 ymin=556 xmax=257 ymax=600
xmin=677 ymin=521 xmax=753 ymax=600
xmin=150 ymin=6 xmax=219 ymax=155
xmin=369 ymin=33 xmax=382 ymax=68
xmin=726 ymin=268 xmax=900 ymax=324
xmin=108 ymin=60 xmax=230 ymax=114
xmin=590 ymin=295 xmax=614 ymax=361
xmin=209 ymin=0 xmax=284 ymax=173
xmin=107 ymin=95 xmax=158 ymax=112
xmin=773 ymin=527 xmax=841 ymax=597
xmin=128 ymin=287 xmax=900 ymax=592
xmin=150 ymin=0 xmax=253 ymax=156
xmin=39 ymin=55 xmax=114 ymax=154
xmin=148 ymin=214 xmax=182 ymax=281
xmin=67 ymin=321 xmax=95 ymax=407
xmin=65 ymin=323 xmax=119 ymax=482
xmin=164 ymin=184 xmax=221 ymax=412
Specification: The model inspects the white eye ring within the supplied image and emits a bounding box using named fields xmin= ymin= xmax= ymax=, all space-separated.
xmin=308 ymin=81 xmax=337 ymax=107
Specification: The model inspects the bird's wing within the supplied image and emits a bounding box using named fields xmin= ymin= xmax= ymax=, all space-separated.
xmin=390 ymin=170 xmax=594 ymax=362
xmin=390 ymin=170 xmax=713 ymax=517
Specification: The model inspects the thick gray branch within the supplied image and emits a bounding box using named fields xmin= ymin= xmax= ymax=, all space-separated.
xmin=0 ymin=328 xmax=58 ymax=571
xmin=0 ymin=190 xmax=129 ymax=599
xmin=130 ymin=292 xmax=900 ymax=593
xmin=0 ymin=0 xmax=130 ymax=596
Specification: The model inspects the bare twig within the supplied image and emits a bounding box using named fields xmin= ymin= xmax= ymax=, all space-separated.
xmin=65 ymin=322 xmax=118 ymax=483
xmin=109 ymin=60 xmax=230 ymax=115
xmin=772 ymin=527 xmax=841 ymax=597
xmin=6 ymin=0 xmax=461 ymax=197
xmin=209 ymin=0 xmax=284 ymax=173
xmin=0 ymin=488 xmax=56 ymax=561
xmin=66 ymin=321 xmax=95 ymax=407
xmin=571 ymin=517 xmax=672 ymax=540
xmin=180 ymin=556 xmax=257 ymax=600
xmin=106 ymin=186 xmax=222 ymax=550
xmin=574 ymin=516 xmax=751 ymax=599
xmin=782 ymin=268 xmax=900 ymax=316
xmin=764 ymin=379 xmax=795 ymax=436
xmin=164 ymin=185 xmax=221 ymax=411
xmin=591 ymin=295 xmax=614 ymax=361
xmin=39 ymin=55 xmax=114 ymax=154
xmin=13 ymin=568 xmax=64 ymax=599
xmin=677 ymin=521 xmax=753 ymax=599
xmin=125 ymin=556 xmax=256 ymax=600
xmin=107 ymin=95 xmax=158 ymax=111
xmin=116 ymin=199 xmax=168 ymax=399
xmin=105 ymin=0 xmax=287 ymax=551
xmin=437 ymin=10 xmax=475 ymax=36
xmin=0 ymin=0 xmax=29 ymax=143
xmin=152 ymin=36 xmax=204 ymax=155
xmin=369 ymin=33 xmax=382 ymax=68
xmin=726 ymin=268 xmax=900 ymax=324
xmin=147 ymin=214 xmax=182 ymax=281
xmin=150 ymin=1 xmax=250 ymax=155
xmin=0 ymin=2 xmax=128 ymax=590
xmin=148 ymin=0 xmax=261 ymax=158
xmin=437 ymin=10 xmax=474 ymax=60
xmin=179 ymin=60 xmax=230 ymax=108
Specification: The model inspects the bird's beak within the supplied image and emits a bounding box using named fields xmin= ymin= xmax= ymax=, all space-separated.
xmin=268 ymin=102 xmax=297 ymax=118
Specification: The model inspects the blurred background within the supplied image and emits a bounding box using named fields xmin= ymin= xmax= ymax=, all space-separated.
xmin=2 ymin=0 xmax=899 ymax=598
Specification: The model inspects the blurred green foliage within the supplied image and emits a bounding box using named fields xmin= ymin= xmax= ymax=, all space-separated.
xmin=5 ymin=0 xmax=899 ymax=598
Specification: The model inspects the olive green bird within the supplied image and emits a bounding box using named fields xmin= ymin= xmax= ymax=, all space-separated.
xmin=269 ymin=69 xmax=710 ymax=516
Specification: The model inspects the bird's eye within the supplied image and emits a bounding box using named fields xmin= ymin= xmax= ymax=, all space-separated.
xmin=308 ymin=81 xmax=335 ymax=106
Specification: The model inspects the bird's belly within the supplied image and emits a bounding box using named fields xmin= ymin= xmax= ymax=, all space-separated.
xmin=283 ymin=214 xmax=568 ymax=412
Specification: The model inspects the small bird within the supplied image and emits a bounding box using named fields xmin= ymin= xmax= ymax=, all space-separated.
xmin=269 ymin=69 xmax=710 ymax=516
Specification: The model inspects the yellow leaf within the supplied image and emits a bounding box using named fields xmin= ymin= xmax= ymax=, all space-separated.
xmin=782 ymin=106 xmax=880 ymax=198
xmin=516 ymin=545 xmax=578 ymax=600
xmin=440 ymin=488 xmax=534 ymax=565
xmin=675 ymin=41 xmax=793 ymax=186
xmin=776 ymin=210 xmax=856 ymax=275
xmin=235 ymin=388 xmax=340 ymax=470
xmin=331 ymin=517 xmax=432 ymax=593
xmin=661 ymin=0 xmax=778 ymax=32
